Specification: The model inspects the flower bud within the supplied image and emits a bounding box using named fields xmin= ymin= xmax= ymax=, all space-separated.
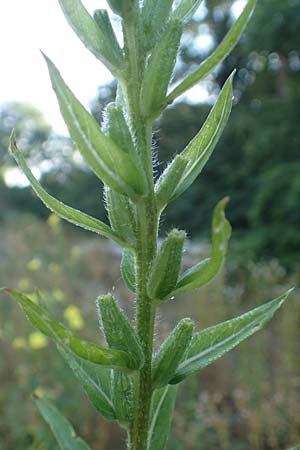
xmin=121 ymin=249 xmax=136 ymax=292
xmin=140 ymin=21 xmax=183 ymax=117
xmin=103 ymin=102 xmax=135 ymax=156
xmin=112 ymin=370 xmax=133 ymax=425
xmin=107 ymin=0 xmax=135 ymax=17
xmin=152 ymin=318 xmax=194 ymax=388
xmin=155 ymin=155 xmax=189 ymax=211
xmin=97 ymin=293 xmax=144 ymax=370
xmin=105 ymin=187 xmax=137 ymax=246
xmin=147 ymin=229 xmax=185 ymax=301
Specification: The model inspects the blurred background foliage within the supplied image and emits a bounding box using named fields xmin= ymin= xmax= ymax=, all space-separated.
xmin=1 ymin=0 xmax=300 ymax=449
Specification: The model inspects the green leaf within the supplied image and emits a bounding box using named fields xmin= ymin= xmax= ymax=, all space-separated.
xmin=147 ymin=229 xmax=186 ymax=301
xmin=285 ymin=446 xmax=300 ymax=450
xmin=147 ymin=385 xmax=178 ymax=450
xmin=5 ymin=288 xmax=135 ymax=371
xmin=58 ymin=0 xmax=123 ymax=73
xmin=9 ymin=132 xmax=126 ymax=247
xmin=44 ymin=55 xmax=147 ymax=200
xmin=167 ymin=0 xmax=256 ymax=103
xmin=121 ymin=249 xmax=136 ymax=292
xmin=140 ymin=21 xmax=183 ymax=118
xmin=152 ymin=318 xmax=194 ymax=388
xmin=141 ymin=0 xmax=174 ymax=49
xmin=58 ymin=345 xmax=115 ymax=420
xmin=97 ymin=293 xmax=144 ymax=370
xmin=171 ymin=72 xmax=234 ymax=200
xmin=34 ymin=396 xmax=92 ymax=450
xmin=172 ymin=0 xmax=204 ymax=22
xmin=170 ymin=290 xmax=292 ymax=384
xmin=172 ymin=197 xmax=231 ymax=294
xmin=155 ymin=154 xmax=189 ymax=212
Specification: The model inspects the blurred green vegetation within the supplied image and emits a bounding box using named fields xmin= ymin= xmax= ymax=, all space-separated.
xmin=1 ymin=0 xmax=300 ymax=449
xmin=0 ymin=217 xmax=299 ymax=449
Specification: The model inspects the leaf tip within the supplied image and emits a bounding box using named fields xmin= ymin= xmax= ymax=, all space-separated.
xmin=222 ymin=196 xmax=230 ymax=206
xmin=284 ymin=287 xmax=295 ymax=299
xmin=8 ymin=129 xmax=17 ymax=154
xmin=40 ymin=50 xmax=51 ymax=64
xmin=1 ymin=287 xmax=12 ymax=293
xmin=32 ymin=392 xmax=41 ymax=400
xmin=96 ymin=292 xmax=114 ymax=306
xmin=41 ymin=51 xmax=56 ymax=76
xmin=230 ymin=68 xmax=237 ymax=78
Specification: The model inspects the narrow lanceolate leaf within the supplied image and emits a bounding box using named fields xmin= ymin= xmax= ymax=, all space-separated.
xmin=147 ymin=229 xmax=186 ymax=301
xmin=121 ymin=249 xmax=136 ymax=292
xmin=172 ymin=0 xmax=204 ymax=22
xmin=34 ymin=396 xmax=92 ymax=450
xmin=172 ymin=197 xmax=231 ymax=295
xmin=140 ymin=21 xmax=183 ymax=118
xmin=141 ymin=0 xmax=174 ymax=49
xmin=155 ymin=155 xmax=189 ymax=212
xmin=167 ymin=0 xmax=256 ymax=104
xmin=9 ymin=132 xmax=126 ymax=247
xmin=5 ymin=288 xmax=134 ymax=370
xmin=44 ymin=55 xmax=147 ymax=200
xmin=92 ymin=9 xmax=123 ymax=69
xmin=97 ymin=294 xmax=144 ymax=370
xmin=112 ymin=369 xmax=133 ymax=426
xmin=152 ymin=318 xmax=194 ymax=388
xmin=170 ymin=290 xmax=293 ymax=384
xmin=58 ymin=0 xmax=123 ymax=73
xmin=58 ymin=345 xmax=116 ymax=420
xmin=170 ymin=72 xmax=234 ymax=200
xmin=147 ymin=385 xmax=178 ymax=450
xmin=105 ymin=188 xmax=137 ymax=245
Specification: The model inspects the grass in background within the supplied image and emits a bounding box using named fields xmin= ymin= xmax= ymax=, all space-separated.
xmin=0 ymin=216 xmax=299 ymax=450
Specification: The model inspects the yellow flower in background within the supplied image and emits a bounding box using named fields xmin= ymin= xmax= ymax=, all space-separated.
xmin=34 ymin=387 xmax=46 ymax=398
xmin=18 ymin=278 xmax=30 ymax=290
xmin=29 ymin=332 xmax=48 ymax=350
xmin=48 ymin=262 xmax=61 ymax=274
xmin=48 ymin=213 xmax=62 ymax=232
xmin=27 ymin=258 xmax=42 ymax=272
xmin=64 ymin=305 xmax=84 ymax=330
xmin=70 ymin=245 xmax=80 ymax=261
xmin=29 ymin=291 xmax=40 ymax=304
xmin=12 ymin=337 xmax=27 ymax=349
xmin=52 ymin=288 xmax=64 ymax=302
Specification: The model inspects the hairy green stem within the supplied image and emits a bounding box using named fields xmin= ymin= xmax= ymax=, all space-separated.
xmin=129 ymin=198 xmax=157 ymax=450
xmin=122 ymin=14 xmax=158 ymax=449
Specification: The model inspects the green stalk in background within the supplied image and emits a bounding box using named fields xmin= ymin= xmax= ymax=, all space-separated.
xmin=4 ymin=0 xmax=297 ymax=449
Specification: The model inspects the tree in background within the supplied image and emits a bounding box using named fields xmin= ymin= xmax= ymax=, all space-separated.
xmin=0 ymin=103 xmax=51 ymax=169
xmin=2 ymin=0 xmax=300 ymax=266
xmin=154 ymin=0 xmax=300 ymax=266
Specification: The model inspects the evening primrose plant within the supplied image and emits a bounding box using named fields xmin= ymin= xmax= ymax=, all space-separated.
xmin=4 ymin=0 xmax=294 ymax=449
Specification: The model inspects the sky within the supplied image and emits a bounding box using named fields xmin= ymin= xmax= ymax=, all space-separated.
xmin=0 ymin=0 xmax=245 ymax=136
xmin=0 ymin=0 xmax=113 ymax=135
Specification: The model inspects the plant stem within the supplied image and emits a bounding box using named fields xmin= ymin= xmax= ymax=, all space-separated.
xmin=122 ymin=13 xmax=159 ymax=449
xmin=126 ymin=74 xmax=158 ymax=450
xmin=129 ymin=198 xmax=157 ymax=450
xmin=128 ymin=117 xmax=157 ymax=450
